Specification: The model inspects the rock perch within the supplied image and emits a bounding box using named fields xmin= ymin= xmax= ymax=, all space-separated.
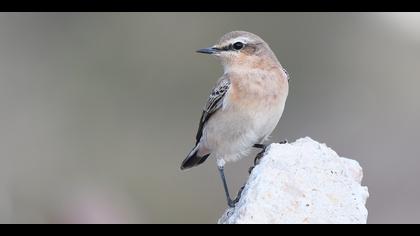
xmin=218 ymin=137 xmax=369 ymax=224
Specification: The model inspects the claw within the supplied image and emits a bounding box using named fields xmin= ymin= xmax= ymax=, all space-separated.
xmin=279 ymin=139 xmax=288 ymax=144
xmin=228 ymin=199 xmax=238 ymax=208
xmin=248 ymin=166 xmax=254 ymax=174
xmin=253 ymin=143 xmax=267 ymax=149
xmin=248 ymin=144 xmax=268 ymax=175
xmin=228 ymin=185 xmax=245 ymax=207
xmin=254 ymin=150 xmax=264 ymax=165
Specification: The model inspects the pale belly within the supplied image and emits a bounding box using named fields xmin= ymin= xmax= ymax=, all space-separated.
xmin=201 ymin=98 xmax=285 ymax=162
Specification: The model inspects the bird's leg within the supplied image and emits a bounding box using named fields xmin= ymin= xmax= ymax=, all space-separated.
xmin=233 ymin=185 xmax=246 ymax=204
xmin=248 ymin=140 xmax=288 ymax=174
xmin=218 ymin=166 xmax=240 ymax=208
xmin=249 ymin=144 xmax=267 ymax=174
xmin=253 ymin=148 xmax=266 ymax=166
xmin=252 ymin=143 xmax=268 ymax=166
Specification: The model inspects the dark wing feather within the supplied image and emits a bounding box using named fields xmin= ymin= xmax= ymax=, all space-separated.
xmin=195 ymin=77 xmax=231 ymax=145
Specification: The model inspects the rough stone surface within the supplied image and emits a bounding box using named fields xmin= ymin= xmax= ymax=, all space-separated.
xmin=218 ymin=137 xmax=369 ymax=224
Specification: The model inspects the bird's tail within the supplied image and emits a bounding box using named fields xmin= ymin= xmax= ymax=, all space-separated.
xmin=181 ymin=144 xmax=210 ymax=170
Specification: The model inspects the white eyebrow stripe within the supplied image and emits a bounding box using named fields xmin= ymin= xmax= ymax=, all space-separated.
xmin=226 ymin=36 xmax=251 ymax=45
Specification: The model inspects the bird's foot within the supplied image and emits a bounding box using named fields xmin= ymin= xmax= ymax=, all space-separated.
xmin=227 ymin=185 xmax=245 ymax=208
xmin=279 ymin=139 xmax=288 ymax=144
xmin=248 ymin=147 xmax=267 ymax=174
xmin=227 ymin=199 xmax=237 ymax=208
xmin=252 ymin=143 xmax=267 ymax=149
xmin=248 ymin=140 xmax=287 ymax=174
xmin=248 ymin=166 xmax=255 ymax=174
xmin=254 ymin=149 xmax=266 ymax=165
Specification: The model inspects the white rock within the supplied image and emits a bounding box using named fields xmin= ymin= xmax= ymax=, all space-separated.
xmin=218 ymin=137 xmax=369 ymax=224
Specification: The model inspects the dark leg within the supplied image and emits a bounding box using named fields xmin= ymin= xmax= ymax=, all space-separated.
xmin=218 ymin=166 xmax=241 ymax=208
xmin=249 ymin=140 xmax=288 ymax=174
xmin=252 ymin=144 xmax=268 ymax=165
xmin=249 ymin=148 xmax=266 ymax=174
xmin=252 ymin=143 xmax=268 ymax=166
xmin=253 ymin=143 xmax=266 ymax=149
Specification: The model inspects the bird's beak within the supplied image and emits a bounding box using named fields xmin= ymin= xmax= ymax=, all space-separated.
xmin=196 ymin=46 xmax=220 ymax=54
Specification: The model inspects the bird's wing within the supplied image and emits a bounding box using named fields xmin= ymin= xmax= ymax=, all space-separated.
xmin=195 ymin=76 xmax=231 ymax=145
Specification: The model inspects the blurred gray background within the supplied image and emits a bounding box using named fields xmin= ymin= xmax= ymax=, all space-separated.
xmin=0 ymin=12 xmax=419 ymax=223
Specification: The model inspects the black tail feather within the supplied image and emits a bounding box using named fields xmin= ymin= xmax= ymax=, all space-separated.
xmin=181 ymin=147 xmax=210 ymax=170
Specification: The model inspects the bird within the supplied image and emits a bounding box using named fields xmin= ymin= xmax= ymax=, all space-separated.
xmin=181 ymin=31 xmax=289 ymax=207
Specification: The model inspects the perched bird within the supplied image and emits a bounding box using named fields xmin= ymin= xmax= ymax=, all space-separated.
xmin=181 ymin=31 xmax=289 ymax=207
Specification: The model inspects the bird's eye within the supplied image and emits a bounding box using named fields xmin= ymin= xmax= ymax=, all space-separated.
xmin=232 ymin=42 xmax=244 ymax=50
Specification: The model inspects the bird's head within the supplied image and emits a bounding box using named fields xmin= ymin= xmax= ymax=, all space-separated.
xmin=196 ymin=31 xmax=280 ymax=70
